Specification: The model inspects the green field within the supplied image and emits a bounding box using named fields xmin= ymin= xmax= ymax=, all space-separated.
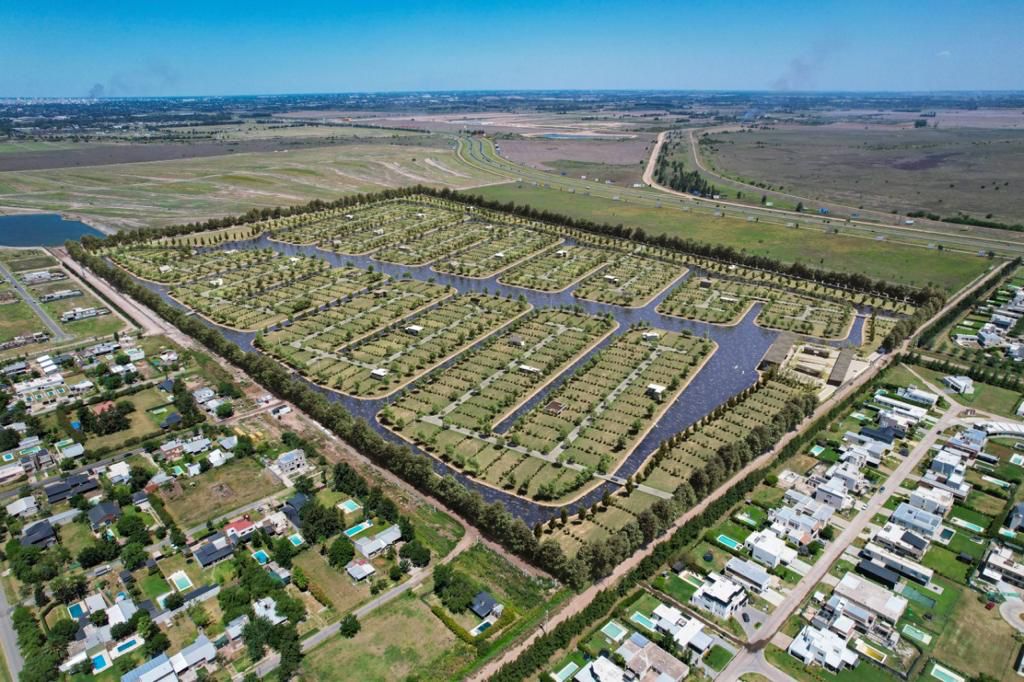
xmin=302 ymin=592 xmax=474 ymax=681
xmin=467 ymin=183 xmax=988 ymax=292
xmin=157 ymin=458 xmax=284 ymax=528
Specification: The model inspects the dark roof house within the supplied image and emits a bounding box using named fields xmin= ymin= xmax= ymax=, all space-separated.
xmin=21 ymin=520 xmax=55 ymax=548
xmin=470 ymin=591 xmax=498 ymax=619
xmin=44 ymin=473 xmax=98 ymax=504
xmin=88 ymin=501 xmax=122 ymax=530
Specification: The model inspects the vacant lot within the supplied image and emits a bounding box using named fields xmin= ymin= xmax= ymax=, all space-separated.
xmin=467 ymin=183 xmax=988 ymax=292
xmin=159 ymin=458 xmax=283 ymax=528
xmin=702 ymin=126 xmax=1024 ymax=224
xmin=933 ymin=589 xmax=1019 ymax=681
xmin=302 ymin=592 xmax=474 ymax=681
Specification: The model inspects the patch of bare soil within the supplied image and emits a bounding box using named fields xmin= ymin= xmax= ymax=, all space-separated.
xmin=211 ymin=482 xmax=235 ymax=500
xmin=498 ymin=136 xmax=654 ymax=169
xmin=0 ymin=137 xmax=360 ymax=172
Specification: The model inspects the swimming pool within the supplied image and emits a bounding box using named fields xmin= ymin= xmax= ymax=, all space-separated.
xmin=930 ymin=662 xmax=965 ymax=682
xmin=171 ymin=465 xmax=184 ymax=476
xmin=809 ymin=445 xmax=825 ymax=456
xmin=600 ymin=620 xmax=627 ymax=642
xmin=470 ymin=621 xmax=492 ymax=637
xmin=1012 ymin=454 xmax=1024 ymax=466
xmin=1 ymin=453 xmax=12 ymax=462
xmin=630 ymin=612 xmax=657 ymax=631
xmin=717 ymin=534 xmax=742 ymax=550
xmin=854 ymin=639 xmax=887 ymax=664
xmin=67 ymin=602 xmax=85 ymax=619
xmin=344 ymin=520 xmax=373 ymax=538
xmin=552 ymin=661 xmax=580 ymax=682
xmin=951 ymin=517 xmax=985 ymax=533
xmin=902 ymin=624 xmax=932 ymax=645
xmin=938 ymin=528 xmax=955 ymax=542
xmin=288 ymin=533 xmax=304 ymax=547
xmin=339 ymin=499 xmax=361 ymax=513
xmin=169 ymin=571 xmax=193 ymax=591
xmin=92 ymin=653 xmax=110 ymax=672
xmin=116 ymin=638 xmax=139 ymax=653
xmin=252 ymin=549 xmax=270 ymax=565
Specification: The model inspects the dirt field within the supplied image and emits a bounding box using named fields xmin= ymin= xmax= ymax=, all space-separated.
xmin=496 ymin=136 xmax=654 ymax=186
xmin=0 ymin=138 xmax=371 ymax=172
xmin=159 ymin=458 xmax=284 ymax=528
xmin=0 ymin=141 xmax=504 ymax=232
xmin=702 ymin=125 xmax=1024 ymax=223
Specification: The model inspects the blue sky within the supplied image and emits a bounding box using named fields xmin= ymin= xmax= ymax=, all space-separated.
xmin=2 ymin=0 xmax=1020 ymax=96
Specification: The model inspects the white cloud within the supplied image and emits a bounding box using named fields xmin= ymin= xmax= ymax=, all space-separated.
xmin=936 ymin=50 xmax=952 ymax=58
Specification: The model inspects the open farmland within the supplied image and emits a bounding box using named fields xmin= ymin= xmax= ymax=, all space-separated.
xmin=701 ymin=125 xmax=1024 ymax=225
xmin=0 ymin=141 xmax=504 ymax=232
xmin=498 ymin=244 xmax=608 ymax=292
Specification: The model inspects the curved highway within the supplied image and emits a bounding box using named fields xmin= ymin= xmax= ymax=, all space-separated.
xmin=453 ymin=135 xmax=1024 ymax=258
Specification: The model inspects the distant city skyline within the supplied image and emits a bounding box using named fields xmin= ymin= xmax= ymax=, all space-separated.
xmin=3 ymin=0 xmax=1021 ymax=97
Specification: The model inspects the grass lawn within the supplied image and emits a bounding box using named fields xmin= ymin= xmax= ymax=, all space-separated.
xmin=139 ymin=573 xmax=172 ymax=601
xmin=933 ymin=589 xmax=1020 ymax=681
xmin=292 ymin=550 xmax=370 ymax=617
xmin=921 ymin=546 xmax=971 ymax=583
xmin=898 ymin=575 xmax=961 ymax=636
xmin=467 ymin=183 xmax=986 ymax=292
xmin=158 ymin=458 xmax=283 ymax=528
xmin=61 ymin=521 xmax=96 ymax=558
xmin=909 ymin=364 xmax=1023 ymax=419
xmin=0 ymin=299 xmax=44 ymax=343
xmin=408 ymin=503 xmax=464 ymax=559
xmin=302 ymin=591 xmax=475 ymax=681
xmin=705 ymin=645 xmax=734 ymax=672
xmin=652 ymin=573 xmax=698 ymax=604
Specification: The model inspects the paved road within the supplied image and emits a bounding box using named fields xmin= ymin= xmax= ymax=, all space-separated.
xmin=0 ymin=567 xmax=23 ymax=680
xmin=475 ymin=265 xmax=1004 ymax=680
xmin=0 ymin=260 xmax=69 ymax=341
xmin=718 ymin=371 xmax=962 ymax=680
xmin=638 ymin=129 xmax=1024 ymax=258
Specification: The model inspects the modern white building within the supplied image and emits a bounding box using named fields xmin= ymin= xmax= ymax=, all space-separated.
xmin=690 ymin=572 xmax=747 ymax=619
xmin=744 ymin=528 xmax=797 ymax=569
xmin=943 ymin=375 xmax=975 ymax=395
xmin=788 ymin=624 xmax=858 ymax=672
xmin=909 ymin=487 xmax=954 ymax=516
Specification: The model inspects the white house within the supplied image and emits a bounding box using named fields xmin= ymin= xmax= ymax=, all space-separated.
xmin=745 ymin=528 xmax=797 ymax=569
xmin=943 ymin=375 xmax=975 ymax=395
xmin=909 ymin=487 xmax=954 ymax=516
xmin=788 ymin=624 xmax=858 ymax=672
xmin=690 ymin=572 xmax=747 ymax=619
xmin=5 ymin=496 xmax=37 ymax=518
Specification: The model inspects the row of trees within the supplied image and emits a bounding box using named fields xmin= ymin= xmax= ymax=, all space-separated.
xmin=83 ymin=184 xmax=942 ymax=305
xmin=69 ymin=186 xmax=938 ymax=584
xmin=493 ymin=360 xmax=906 ymax=680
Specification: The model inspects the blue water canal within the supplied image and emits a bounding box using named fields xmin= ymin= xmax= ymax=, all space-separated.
xmin=129 ymin=234 xmax=864 ymax=526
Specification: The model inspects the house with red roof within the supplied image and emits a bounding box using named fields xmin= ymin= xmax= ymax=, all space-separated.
xmin=223 ymin=517 xmax=256 ymax=542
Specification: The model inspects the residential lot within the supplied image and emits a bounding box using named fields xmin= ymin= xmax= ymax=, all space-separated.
xmin=498 ymin=244 xmax=608 ymax=292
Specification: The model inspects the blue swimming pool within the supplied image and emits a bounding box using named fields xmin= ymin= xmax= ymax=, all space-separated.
xmin=253 ymin=549 xmax=270 ymax=565
xmin=67 ymin=602 xmax=85 ymax=619
xmin=288 ymin=533 xmax=304 ymax=547
xmin=92 ymin=653 xmax=109 ymax=672
xmin=630 ymin=611 xmax=657 ymax=631
xmin=339 ymin=499 xmax=361 ymax=513
xmin=344 ymin=520 xmax=373 ymax=538
xmin=116 ymin=638 xmax=138 ymax=653
xmin=717 ymin=534 xmax=742 ymax=550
